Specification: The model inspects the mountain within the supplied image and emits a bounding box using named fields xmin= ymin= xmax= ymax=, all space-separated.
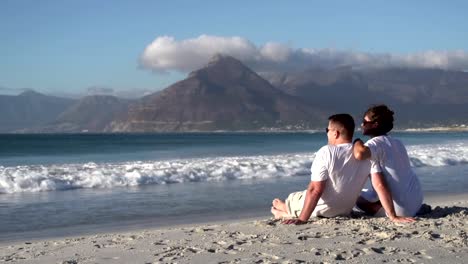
xmin=364 ymin=68 xmax=468 ymax=104
xmin=0 ymin=91 xmax=75 ymax=132
xmin=264 ymin=67 xmax=381 ymax=115
xmin=35 ymin=95 xmax=132 ymax=132
xmin=364 ymin=68 xmax=468 ymax=127
xmin=264 ymin=67 xmax=468 ymax=127
xmin=2 ymin=60 xmax=468 ymax=133
xmin=109 ymin=55 xmax=327 ymax=132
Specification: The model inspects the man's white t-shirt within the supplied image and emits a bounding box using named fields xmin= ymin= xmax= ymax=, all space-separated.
xmin=310 ymin=143 xmax=371 ymax=217
xmin=365 ymin=135 xmax=423 ymax=216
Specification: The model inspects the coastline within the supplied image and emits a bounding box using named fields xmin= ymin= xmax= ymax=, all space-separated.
xmin=1 ymin=193 xmax=467 ymax=263
xmin=4 ymin=127 xmax=468 ymax=134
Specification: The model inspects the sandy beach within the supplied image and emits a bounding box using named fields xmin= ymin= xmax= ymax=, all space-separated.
xmin=0 ymin=194 xmax=466 ymax=264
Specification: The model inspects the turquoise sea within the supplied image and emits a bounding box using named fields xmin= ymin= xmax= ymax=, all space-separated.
xmin=1 ymin=132 xmax=467 ymax=242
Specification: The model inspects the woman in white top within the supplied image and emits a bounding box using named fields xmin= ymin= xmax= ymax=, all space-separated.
xmin=353 ymin=105 xmax=423 ymax=217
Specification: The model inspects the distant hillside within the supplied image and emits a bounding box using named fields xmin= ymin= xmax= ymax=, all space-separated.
xmin=108 ymin=55 xmax=327 ymax=132
xmin=35 ymin=95 xmax=132 ymax=132
xmin=0 ymin=91 xmax=75 ymax=132
xmin=263 ymin=67 xmax=379 ymax=115
xmin=263 ymin=67 xmax=468 ymax=127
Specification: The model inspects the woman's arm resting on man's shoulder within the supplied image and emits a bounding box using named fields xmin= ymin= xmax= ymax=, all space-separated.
xmin=353 ymin=138 xmax=371 ymax=160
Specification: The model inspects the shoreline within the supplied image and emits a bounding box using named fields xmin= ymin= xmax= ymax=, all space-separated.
xmin=1 ymin=191 xmax=465 ymax=245
xmin=1 ymin=193 xmax=467 ymax=263
xmin=3 ymin=127 xmax=468 ymax=135
xmin=0 ymin=208 xmax=269 ymax=245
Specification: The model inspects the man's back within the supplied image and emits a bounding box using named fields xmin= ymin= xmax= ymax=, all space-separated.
xmin=311 ymin=143 xmax=370 ymax=217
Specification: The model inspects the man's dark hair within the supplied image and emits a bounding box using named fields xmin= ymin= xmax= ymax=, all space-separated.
xmin=364 ymin=104 xmax=394 ymax=135
xmin=328 ymin=113 xmax=355 ymax=139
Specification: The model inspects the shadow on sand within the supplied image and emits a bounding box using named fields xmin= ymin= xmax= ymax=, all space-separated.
xmin=417 ymin=205 xmax=468 ymax=219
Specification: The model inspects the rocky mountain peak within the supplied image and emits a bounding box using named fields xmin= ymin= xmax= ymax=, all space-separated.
xmin=207 ymin=53 xmax=240 ymax=65
xmin=188 ymin=54 xmax=253 ymax=80
xmin=108 ymin=55 xmax=325 ymax=132
xmin=19 ymin=90 xmax=44 ymax=97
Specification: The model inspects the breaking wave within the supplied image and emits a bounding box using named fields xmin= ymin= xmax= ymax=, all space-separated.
xmin=1 ymin=142 xmax=467 ymax=194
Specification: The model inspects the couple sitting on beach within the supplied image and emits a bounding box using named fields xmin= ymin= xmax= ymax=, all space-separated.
xmin=271 ymin=105 xmax=423 ymax=224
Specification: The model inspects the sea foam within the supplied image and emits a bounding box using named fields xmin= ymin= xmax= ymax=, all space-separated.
xmin=0 ymin=154 xmax=313 ymax=194
xmin=407 ymin=142 xmax=468 ymax=167
xmin=1 ymin=142 xmax=467 ymax=194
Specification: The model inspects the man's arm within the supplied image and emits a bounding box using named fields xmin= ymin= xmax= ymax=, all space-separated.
xmin=371 ymin=172 xmax=416 ymax=223
xmin=283 ymin=180 xmax=326 ymax=225
xmin=353 ymin=138 xmax=371 ymax=160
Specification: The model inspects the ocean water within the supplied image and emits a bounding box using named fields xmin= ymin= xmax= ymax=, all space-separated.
xmin=1 ymin=132 xmax=468 ymax=242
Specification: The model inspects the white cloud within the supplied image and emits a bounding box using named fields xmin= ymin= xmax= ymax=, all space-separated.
xmin=139 ymin=35 xmax=468 ymax=73
xmin=260 ymin=42 xmax=291 ymax=62
xmin=139 ymin=35 xmax=258 ymax=73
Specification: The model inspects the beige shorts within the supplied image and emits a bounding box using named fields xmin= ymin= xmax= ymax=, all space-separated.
xmin=285 ymin=190 xmax=306 ymax=218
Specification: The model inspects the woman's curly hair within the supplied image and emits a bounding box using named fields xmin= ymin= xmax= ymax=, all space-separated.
xmin=364 ymin=104 xmax=394 ymax=135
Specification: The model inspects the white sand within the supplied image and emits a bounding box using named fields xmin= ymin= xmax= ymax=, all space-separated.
xmin=1 ymin=194 xmax=467 ymax=264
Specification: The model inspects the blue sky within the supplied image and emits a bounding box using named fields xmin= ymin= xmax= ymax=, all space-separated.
xmin=1 ymin=0 xmax=467 ymax=97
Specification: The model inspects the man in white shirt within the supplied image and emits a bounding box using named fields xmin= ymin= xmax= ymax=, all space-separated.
xmin=271 ymin=113 xmax=415 ymax=225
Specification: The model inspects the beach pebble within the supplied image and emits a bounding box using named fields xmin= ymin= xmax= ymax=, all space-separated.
xmin=61 ymin=260 xmax=78 ymax=264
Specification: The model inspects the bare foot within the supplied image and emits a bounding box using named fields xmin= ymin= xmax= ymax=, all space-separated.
xmin=272 ymin=198 xmax=288 ymax=212
xmin=271 ymin=206 xmax=290 ymax=219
